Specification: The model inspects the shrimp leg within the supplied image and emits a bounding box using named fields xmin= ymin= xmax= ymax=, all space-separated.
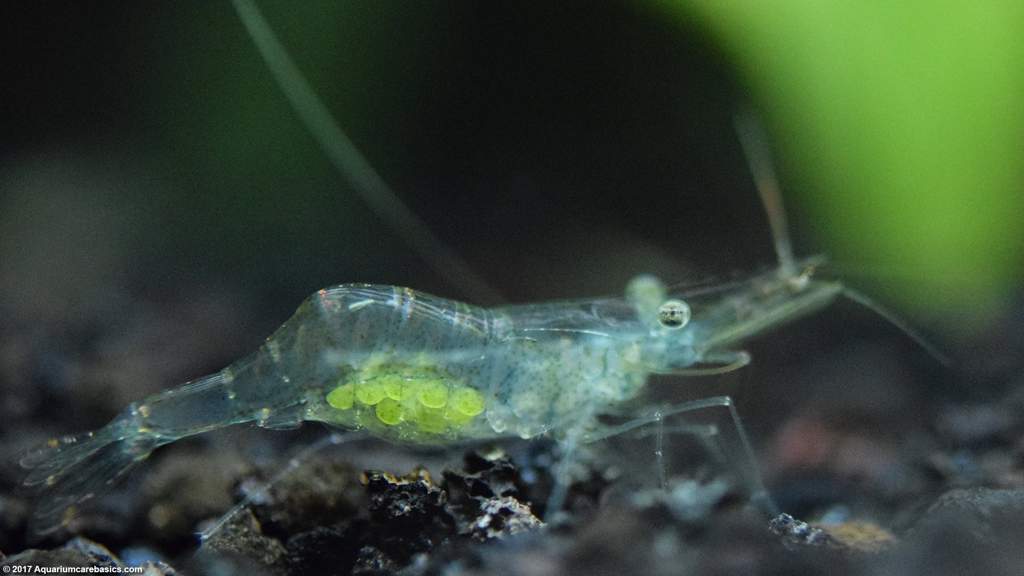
xmin=544 ymin=425 xmax=588 ymax=520
xmin=586 ymin=395 xmax=779 ymax=517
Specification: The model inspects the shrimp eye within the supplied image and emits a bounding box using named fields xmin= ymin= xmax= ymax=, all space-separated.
xmin=657 ymin=299 xmax=690 ymax=329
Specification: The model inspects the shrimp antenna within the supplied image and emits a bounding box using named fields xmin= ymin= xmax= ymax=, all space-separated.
xmin=733 ymin=110 xmax=797 ymax=279
xmin=230 ymin=0 xmax=503 ymax=304
xmin=842 ymin=288 xmax=952 ymax=366
xmin=733 ymin=110 xmax=950 ymax=366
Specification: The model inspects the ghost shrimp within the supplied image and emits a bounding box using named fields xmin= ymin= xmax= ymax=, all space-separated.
xmin=27 ymin=235 xmax=890 ymax=535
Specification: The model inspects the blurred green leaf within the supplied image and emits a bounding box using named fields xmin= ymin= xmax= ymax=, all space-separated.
xmin=657 ymin=0 xmax=1024 ymax=330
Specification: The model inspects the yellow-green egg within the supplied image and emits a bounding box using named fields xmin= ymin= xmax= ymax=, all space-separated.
xmin=379 ymin=375 xmax=405 ymax=400
xmin=331 ymin=358 xmax=484 ymax=437
xmin=415 ymin=407 xmax=448 ymax=433
xmin=418 ymin=381 xmax=448 ymax=408
xmin=375 ymin=398 xmax=404 ymax=425
xmin=326 ymin=383 xmax=354 ymax=410
xmin=444 ymin=407 xmax=474 ymax=426
xmin=355 ymin=380 xmax=387 ymax=405
xmin=451 ymin=387 xmax=485 ymax=416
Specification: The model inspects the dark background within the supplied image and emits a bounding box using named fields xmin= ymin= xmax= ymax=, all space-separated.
xmin=1 ymin=1 xmax=783 ymax=309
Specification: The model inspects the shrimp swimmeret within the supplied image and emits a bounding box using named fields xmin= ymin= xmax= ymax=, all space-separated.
xmin=23 ymin=253 xmax=845 ymax=534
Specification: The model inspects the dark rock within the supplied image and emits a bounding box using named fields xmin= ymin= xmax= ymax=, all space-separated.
xmin=362 ymin=468 xmax=455 ymax=561
xmin=2 ymin=548 xmax=103 ymax=569
xmin=284 ymin=524 xmax=361 ymax=576
xmin=199 ymin=507 xmax=287 ymax=574
xmin=769 ymin=513 xmax=834 ymax=548
xmin=468 ymin=496 xmax=542 ymax=541
xmin=63 ymin=536 xmax=120 ymax=566
xmin=880 ymin=488 xmax=1024 ymax=575
xmin=141 ymin=446 xmax=250 ymax=547
xmin=1 ymin=536 xmax=179 ymax=575
xmin=364 ymin=469 xmax=447 ymax=522
xmin=352 ymin=545 xmax=400 ymax=575
xmin=913 ymin=487 xmax=1024 ymax=543
xmin=246 ymin=457 xmax=362 ymax=537
xmin=0 ymin=495 xmax=28 ymax=552
xmin=449 ymin=450 xmax=525 ymax=499
xmin=185 ymin=550 xmax=276 ymax=576
xmin=442 ymin=450 xmax=542 ymax=540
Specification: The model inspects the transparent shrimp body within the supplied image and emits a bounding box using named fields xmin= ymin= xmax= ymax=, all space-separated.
xmin=305 ymin=263 xmax=843 ymax=445
xmin=305 ymin=286 xmax=674 ymax=444
xmin=21 ymin=253 xmax=852 ymax=534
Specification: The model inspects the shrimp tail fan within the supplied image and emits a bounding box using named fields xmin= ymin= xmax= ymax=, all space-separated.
xmin=19 ymin=411 xmax=161 ymax=536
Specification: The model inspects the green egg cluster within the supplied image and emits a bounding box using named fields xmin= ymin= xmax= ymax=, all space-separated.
xmin=325 ymin=361 xmax=485 ymax=435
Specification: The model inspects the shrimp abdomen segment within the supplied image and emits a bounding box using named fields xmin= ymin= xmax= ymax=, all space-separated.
xmin=136 ymin=302 xmax=324 ymax=438
xmin=132 ymin=367 xmax=268 ymax=438
xmin=307 ymin=285 xmax=499 ymax=444
xmin=315 ymin=285 xmax=491 ymax=351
